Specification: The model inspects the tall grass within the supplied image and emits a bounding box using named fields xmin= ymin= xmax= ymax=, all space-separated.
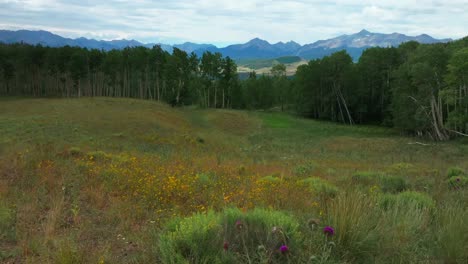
xmin=326 ymin=191 xmax=380 ymax=262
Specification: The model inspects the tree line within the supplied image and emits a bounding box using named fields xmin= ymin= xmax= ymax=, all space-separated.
xmin=0 ymin=44 xmax=238 ymax=108
xmin=292 ymin=38 xmax=468 ymax=140
xmin=1 ymin=38 xmax=467 ymax=140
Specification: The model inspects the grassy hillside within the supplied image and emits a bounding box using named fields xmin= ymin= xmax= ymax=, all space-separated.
xmin=236 ymin=56 xmax=303 ymax=69
xmin=237 ymin=56 xmax=307 ymax=76
xmin=1 ymin=98 xmax=467 ymax=263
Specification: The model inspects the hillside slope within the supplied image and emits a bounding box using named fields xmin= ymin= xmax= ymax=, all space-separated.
xmin=0 ymin=98 xmax=467 ymax=263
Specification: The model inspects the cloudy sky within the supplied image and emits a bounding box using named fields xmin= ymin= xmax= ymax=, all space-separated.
xmin=0 ymin=0 xmax=467 ymax=46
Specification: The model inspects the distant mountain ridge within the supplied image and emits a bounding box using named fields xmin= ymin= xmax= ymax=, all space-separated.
xmin=0 ymin=30 xmax=211 ymax=53
xmin=0 ymin=29 xmax=453 ymax=60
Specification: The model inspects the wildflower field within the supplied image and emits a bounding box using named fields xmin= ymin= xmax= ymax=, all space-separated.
xmin=1 ymin=97 xmax=467 ymax=263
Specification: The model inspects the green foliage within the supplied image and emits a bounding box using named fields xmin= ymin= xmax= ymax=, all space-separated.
xmin=447 ymin=167 xmax=465 ymax=178
xmin=224 ymin=208 xmax=301 ymax=262
xmin=447 ymin=176 xmax=468 ymax=189
xmin=391 ymin=44 xmax=453 ymax=140
xmin=86 ymin=150 xmax=109 ymax=161
xmin=259 ymin=175 xmax=281 ymax=184
xmin=398 ymin=191 xmax=436 ymax=209
xmin=68 ymin=147 xmax=82 ymax=156
xmin=296 ymin=51 xmax=356 ymax=124
xmin=196 ymin=173 xmax=213 ymax=186
xmin=297 ymin=177 xmax=338 ymax=198
xmin=276 ymin=56 xmax=303 ymax=64
xmin=0 ymin=43 xmax=238 ymax=109
xmin=379 ymin=191 xmax=435 ymax=210
xmin=270 ymin=63 xmax=286 ymax=77
xmin=378 ymin=194 xmax=397 ymax=209
xmin=444 ymin=48 xmax=468 ymax=134
xmin=159 ymin=210 xmax=224 ymax=264
xmin=294 ymin=161 xmax=316 ymax=176
xmin=242 ymin=75 xmax=276 ymax=110
xmin=158 ymin=208 xmax=301 ymax=263
xmin=379 ymin=175 xmax=408 ymax=193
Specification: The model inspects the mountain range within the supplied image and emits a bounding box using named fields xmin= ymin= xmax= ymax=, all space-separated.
xmin=0 ymin=29 xmax=452 ymax=61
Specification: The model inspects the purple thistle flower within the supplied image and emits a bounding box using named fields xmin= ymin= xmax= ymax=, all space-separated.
xmin=323 ymin=226 xmax=335 ymax=236
xmin=280 ymin=245 xmax=289 ymax=254
xmin=223 ymin=241 xmax=229 ymax=251
xmin=235 ymin=220 xmax=244 ymax=230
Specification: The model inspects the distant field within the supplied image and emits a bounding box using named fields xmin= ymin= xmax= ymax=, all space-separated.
xmin=236 ymin=56 xmax=303 ymax=69
xmin=1 ymin=98 xmax=467 ymax=263
xmin=237 ymin=56 xmax=308 ymax=75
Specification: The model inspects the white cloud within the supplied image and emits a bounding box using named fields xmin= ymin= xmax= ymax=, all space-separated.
xmin=0 ymin=0 xmax=466 ymax=45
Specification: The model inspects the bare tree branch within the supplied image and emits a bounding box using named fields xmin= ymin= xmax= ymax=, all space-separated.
xmin=408 ymin=142 xmax=432 ymax=146
xmin=446 ymin=129 xmax=468 ymax=137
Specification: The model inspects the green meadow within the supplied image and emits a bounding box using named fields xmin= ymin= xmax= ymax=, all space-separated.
xmin=1 ymin=98 xmax=467 ymax=263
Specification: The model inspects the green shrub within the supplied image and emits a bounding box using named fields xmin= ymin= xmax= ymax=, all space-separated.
xmin=379 ymin=175 xmax=408 ymax=193
xmin=259 ymin=175 xmax=281 ymax=184
xmin=196 ymin=173 xmax=213 ymax=186
xmin=159 ymin=211 xmax=223 ymax=264
xmin=158 ymin=208 xmax=301 ymax=264
xmin=297 ymin=177 xmax=338 ymax=198
xmin=398 ymin=191 xmax=435 ymax=209
xmin=68 ymin=147 xmax=82 ymax=156
xmin=378 ymin=193 xmax=397 ymax=210
xmin=224 ymin=208 xmax=301 ymax=262
xmin=447 ymin=167 xmax=465 ymax=178
xmin=379 ymin=191 xmax=435 ymax=210
xmin=86 ymin=151 xmax=109 ymax=161
xmin=294 ymin=161 xmax=316 ymax=176
xmin=447 ymin=176 xmax=468 ymax=189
